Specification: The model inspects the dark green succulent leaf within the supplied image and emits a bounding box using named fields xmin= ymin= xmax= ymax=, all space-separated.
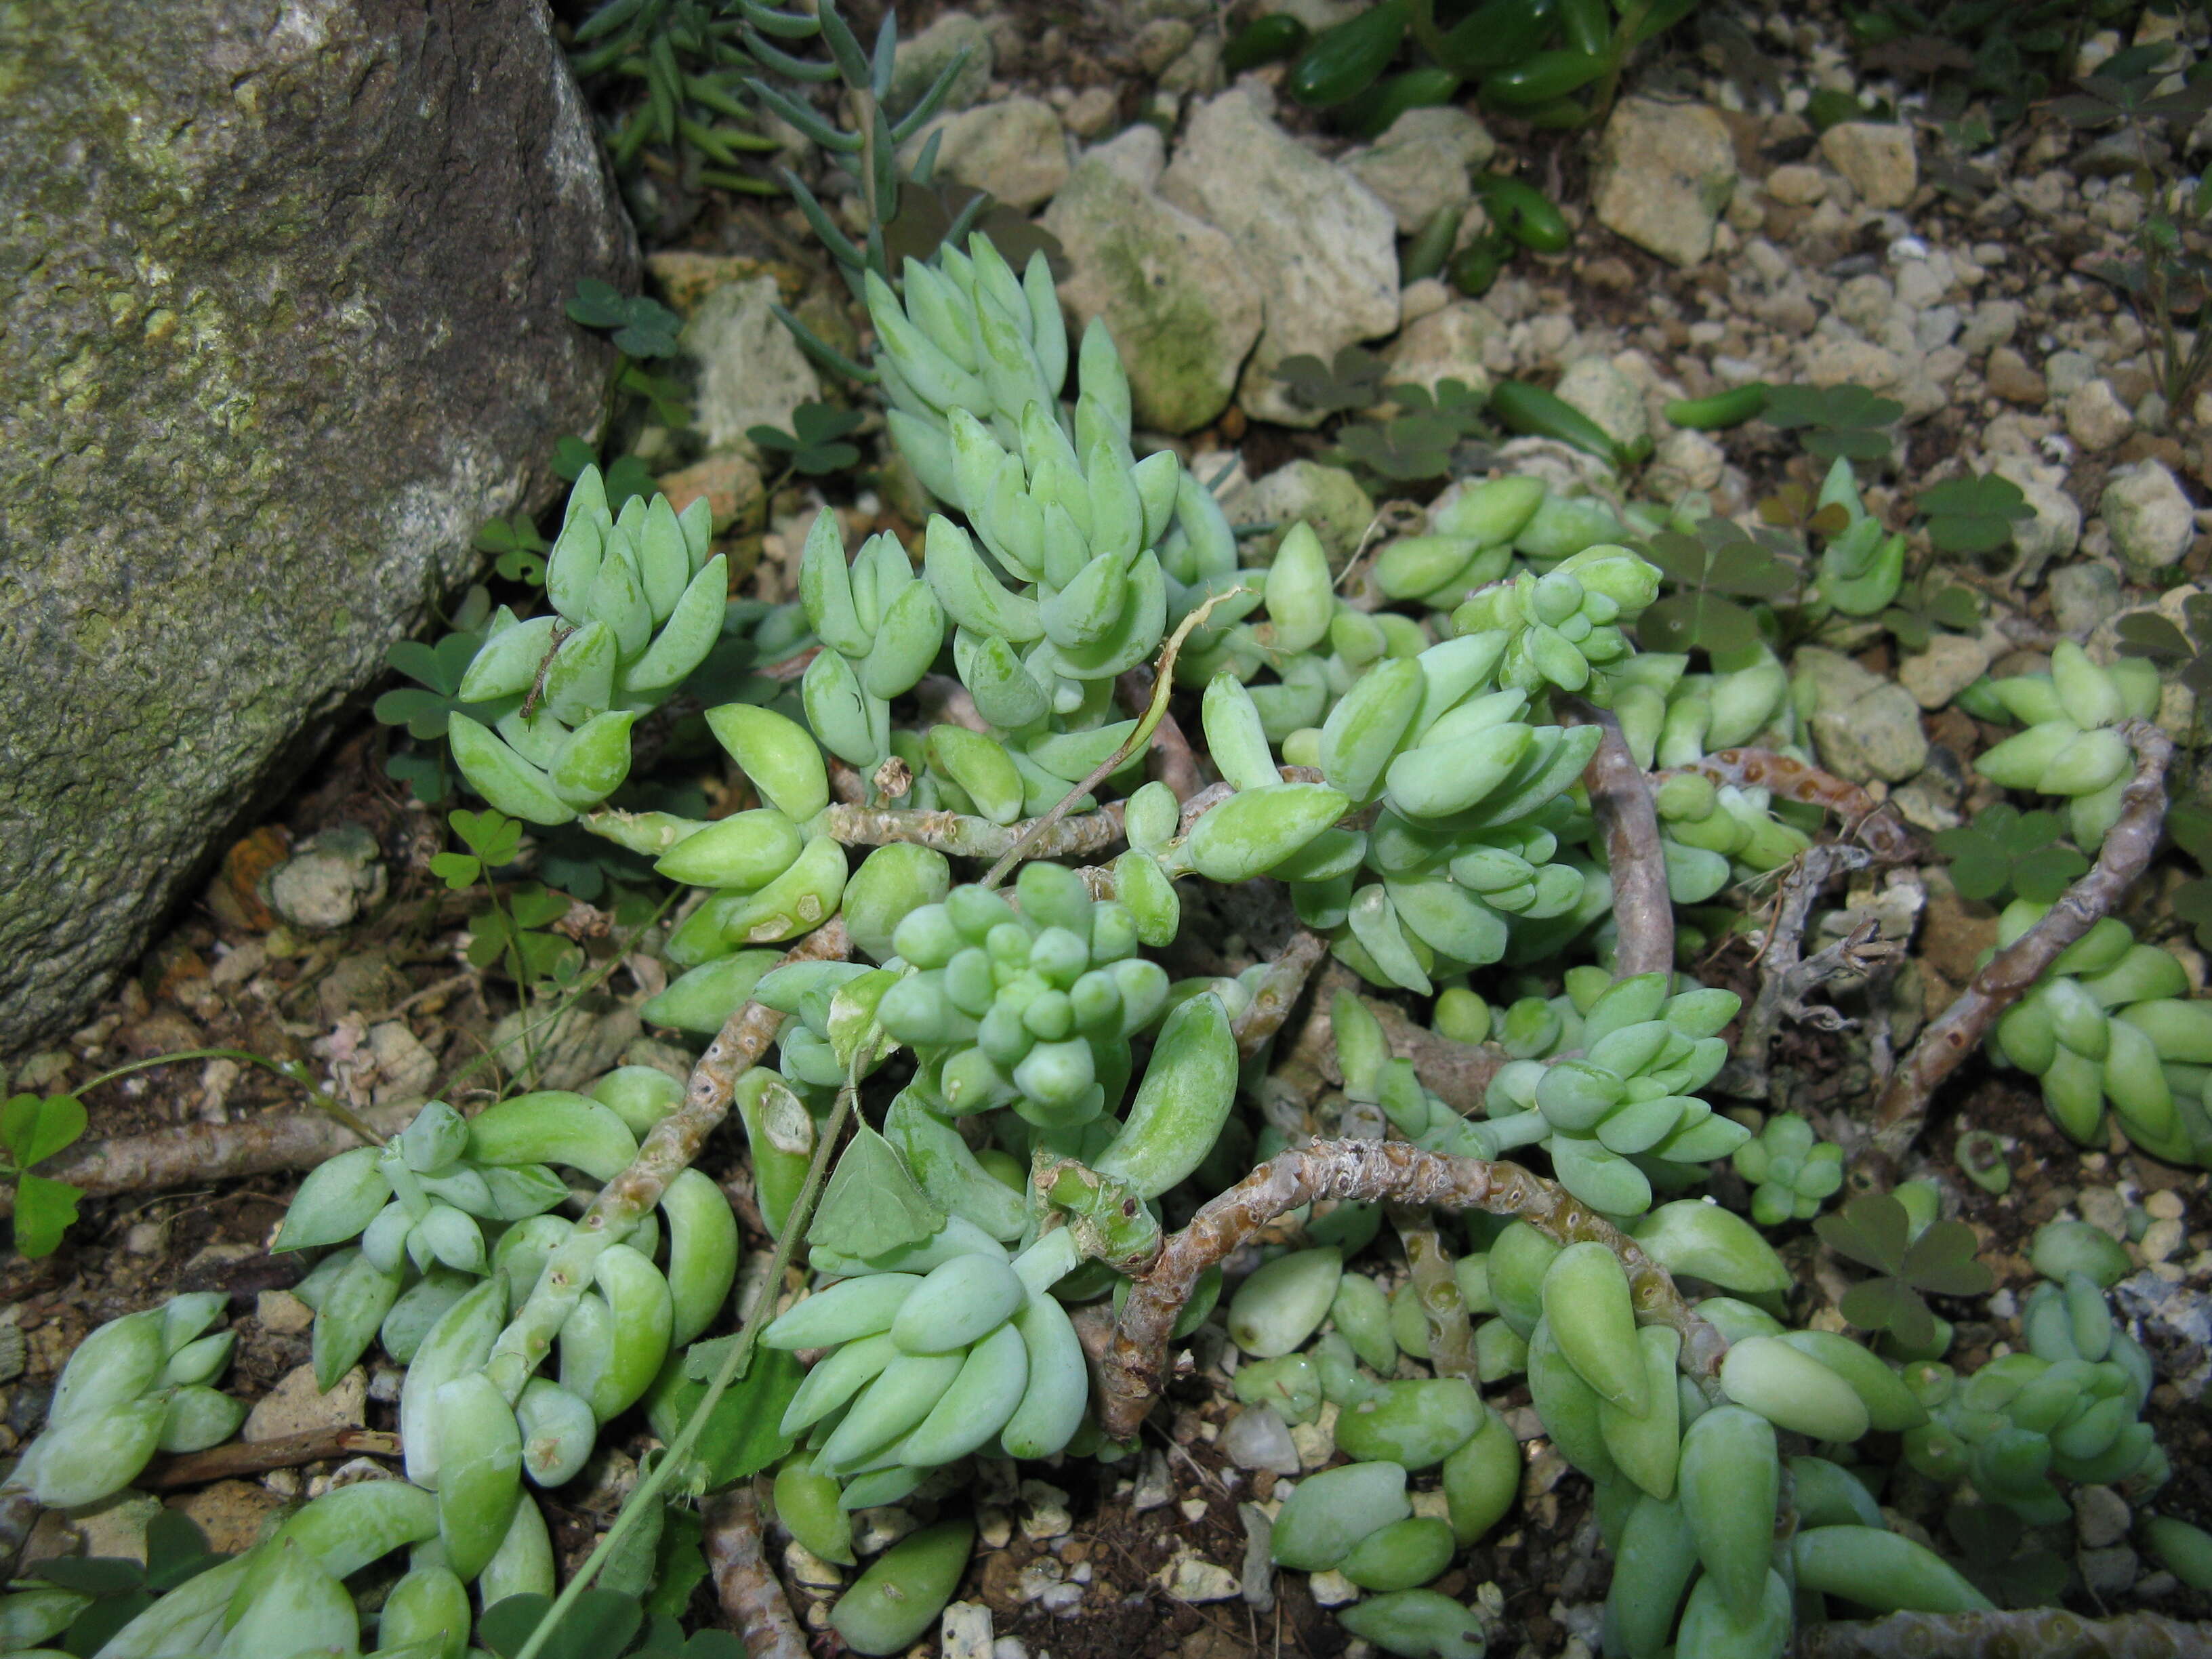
xmin=481 ymin=1591 xmax=642 ymax=1659
xmin=2175 ymin=878 xmax=2212 ymax=949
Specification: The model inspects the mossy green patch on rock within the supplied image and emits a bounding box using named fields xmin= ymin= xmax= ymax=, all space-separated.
xmin=1041 ymin=152 xmax=1262 ymax=435
xmin=0 ymin=0 xmax=634 ymax=1049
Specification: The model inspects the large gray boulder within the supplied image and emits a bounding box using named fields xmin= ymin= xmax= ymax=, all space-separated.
xmin=0 ymin=1 xmax=633 ymax=1050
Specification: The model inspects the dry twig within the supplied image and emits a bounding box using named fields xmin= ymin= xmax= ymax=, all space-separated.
xmin=1867 ymin=721 xmax=2172 ymax=1169
xmin=822 ymin=801 xmax=1126 ymax=862
xmin=1664 ymin=747 xmax=1917 ymax=863
xmin=1724 ymin=845 xmax=1893 ymax=1101
xmin=1564 ymin=701 xmax=1673 ymax=977
xmin=1099 ymin=1140 xmax=1725 ymax=1437
xmin=704 ymin=1482 xmax=809 ymax=1659
xmin=1231 ymin=930 xmax=1328 ymax=1059
xmin=0 ymin=1099 xmax=423 ymax=1216
xmin=1368 ymin=998 xmax=1507 ymax=1113
xmin=1389 ymin=1206 xmax=1477 ymax=1382
xmin=139 ymin=1427 xmax=399 ymax=1490
xmin=1118 ymin=665 xmax=1204 ymax=802
xmin=1800 ymin=1610 xmax=2212 ymax=1659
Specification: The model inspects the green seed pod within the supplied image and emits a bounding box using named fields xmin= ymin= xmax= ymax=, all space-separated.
xmin=1228 ymin=1247 xmax=1344 ymax=1357
xmin=1541 ymin=1242 xmax=1648 ymax=1416
xmin=1677 ymin=1404 xmax=1780 ymax=1620
xmin=830 ymin=1519 xmax=976 ymax=1656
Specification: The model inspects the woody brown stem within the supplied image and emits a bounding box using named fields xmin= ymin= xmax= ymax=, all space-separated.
xmin=1866 ymin=721 xmax=2171 ymax=1174
xmin=1800 ymin=1609 xmax=2212 ymax=1659
xmin=1564 ymin=701 xmax=1674 ymax=978
xmin=705 ymin=1482 xmax=809 ymax=1659
xmin=1231 ymin=930 xmax=1328 ymax=1060
xmin=1099 ymin=1140 xmax=1724 ymax=1437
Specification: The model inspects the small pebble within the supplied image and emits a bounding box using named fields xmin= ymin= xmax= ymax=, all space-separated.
xmin=2141 ymin=1218 xmax=2186 ymax=1263
xmin=1310 ymin=1569 xmax=1361 ymax=1607
xmin=1224 ymin=1405 xmax=1300 ymax=1475
xmin=783 ymin=1541 xmax=844 ymax=1589
xmin=1179 ymin=1498 xmax=1210 ymax=1523
xmin=2146 ymin=1191 xmax=2186 ymax=1221
xmin=1155 ymin=1551 xmax=1242 ymax=1603
xmin=1019 ymin=1479 xmax=1073 ymax=1541
xmin=2076 ymin=1486 xmax=2132 ymax=1551
xmin=941 ymin=1601 xmax=994 ymax=1659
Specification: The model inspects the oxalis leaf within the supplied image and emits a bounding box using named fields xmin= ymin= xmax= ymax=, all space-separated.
xmin=807 ymin=1122 xmax=945 ymax=1258
xmin=1816 ymin=1191 xmax=1992 ymax=1349
xmin=482 ymin=1591 xmax=642 ymax=1659
xmin=1931 ymin=804 xmax=2086 ymax=903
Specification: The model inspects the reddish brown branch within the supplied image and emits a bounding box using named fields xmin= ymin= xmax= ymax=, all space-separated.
xmin=1231 ymin=930 xmax=1328 ymax=1060
xmin=705 ymin=1482 xmax=809 ymax=1659
xmin=1565 ymin=701 xmax=1674 ymax=978
xmin=1368 ymin=999 xmax=1508 ymax=1113
xmin=1117 ymin=667 xmax=1204 ymax=802
xmin=1666 ymin=748 xmax=1917 ymax=863
xmin=1868 ymin=721 xmax=2172 ymax=1168
xmin=758 ymin=647 xmax=819 ymax=683
xmin=0 ymin=1099 xmax=424 ymax=1216
xmin=1099 ymin=1140 xmax=1725 ymax=1437
xmin=139 ymin=1427 xmax=398 ymax=1490
xmin=1389 ymin=1206 xmax=1477 ymax=1382
xmin=1800 ymin=1610 xmax=2212 ymax=1659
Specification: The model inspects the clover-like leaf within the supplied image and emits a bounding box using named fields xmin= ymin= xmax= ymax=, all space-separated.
xmin=1899 ymin=1216 xmax=1996 ymax=1297
xmin=1329 ymin=413 xmax=1462 ymax=480
xmin=1 ymin=1091 xmax=87 ymax=1172
xmin=482 ymin=1590 xmax=643 ymax=1659
xmin=1816 ymin=1189 xmax=1911 ymax=1276
xmin=749 ymin=401 xmax=865 ymax=475
xmin=1276 ymin=345 xmax=1389 ymax=413
xmin=1917 ymin=474 xmax=2032 ymax=555
xmin=569 ymin=279 xmax=683 ymax=359
xmin=374 ymin=632 xmax=489 ymax=741
xmin=1932 ymin=804 xmax=2085 ymax=904
xmin=1765 ymin=382 xmax=1904 ymax=463
xmin=449 ymin=808 xmax=523 ymax=868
